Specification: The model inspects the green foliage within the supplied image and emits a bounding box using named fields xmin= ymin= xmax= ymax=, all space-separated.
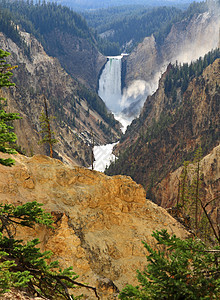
xmin=165 ymin=48 xmax=220 ymax=98
xmin=0 ymin=49 xmax=15 ymax=90
xmin=0 ymin=249 xmax=32 ymax=294
xmin=0 ymin=201 xmax=87 ymax=299
xmin=0 ymin=201 xmax=53 ymax=229
xmin=38 ymin=95 xmax=59 ymax=159
xmin=0 ymin=0 xmax=93 ymax=54
xmin=96 ymin=37 xmax=120 ymax=56
xmin=0 ymin=49 xmax=20 ymax=166
xmin=0 ymin=8 xmax=30 ymax=56
xmin=84 ymin=1 xmax=208 ymax=54
xmin=119 ymin=230 xmax=220 ymax=300
xmin=38 ymin=110 xmax=58 ymax=153
xmin=88 ymin=6 xmax=183 ymax=53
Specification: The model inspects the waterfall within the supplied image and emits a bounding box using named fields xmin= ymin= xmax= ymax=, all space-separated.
xmin=98 ymin=55 xmax=150 ymax=120
xmin=95 ymin=54 xmax=148 ymax=172
xmin=98 ymin=56 xmax=122 ymax=114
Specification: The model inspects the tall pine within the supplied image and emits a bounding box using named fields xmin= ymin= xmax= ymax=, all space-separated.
xmin=38 ymin=95 xmax=58 ymax=158
xmin=0 ymin=49 xmax=20 ymax=166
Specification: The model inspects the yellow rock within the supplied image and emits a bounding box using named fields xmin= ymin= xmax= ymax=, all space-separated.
xmin=0 ymin=154 xmax=188 ymax=299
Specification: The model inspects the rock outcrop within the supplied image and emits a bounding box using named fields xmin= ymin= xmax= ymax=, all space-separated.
xmin=155 ymin=145 xmax=220 ymax=208
xmin=0 ymin=290 xmax=45 ymax=300
xmin=154 ymin=144 xmax=220 ymax=231
xmin=0 ymin=154 xmax=188 ymax=299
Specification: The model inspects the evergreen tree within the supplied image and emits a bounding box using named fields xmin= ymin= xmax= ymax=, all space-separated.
xmin=38 ymin=96 xmax=58 ymax=158
xmin=0 ymin=201 xmax=99 ymax=299
xmin=164 ymin=48 xmax=220 ymax=99
xmin=0 ymin=49 xmax=20 ymax=166
xmin=119 ymin=230 xmax=220 ymax=300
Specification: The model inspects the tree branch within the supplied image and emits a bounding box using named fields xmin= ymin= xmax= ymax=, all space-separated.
xmin=198 ymin=197 xmax=220 ymax=244
xmin=204 ymin=196 xmax=219 ymax=208
xmin=52 ymin=275 xmax=100 ymax=299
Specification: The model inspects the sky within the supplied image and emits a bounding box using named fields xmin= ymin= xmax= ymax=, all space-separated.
xmin=56 ymin=0 xmax=202 ymax=11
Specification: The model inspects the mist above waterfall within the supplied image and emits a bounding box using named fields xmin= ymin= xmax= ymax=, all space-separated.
xmin=121 ymin=71 xmax=162 ymax=117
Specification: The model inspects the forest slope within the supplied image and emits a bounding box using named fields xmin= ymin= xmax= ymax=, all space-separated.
xmin=0 ymin=1 xmax=106 ymax=89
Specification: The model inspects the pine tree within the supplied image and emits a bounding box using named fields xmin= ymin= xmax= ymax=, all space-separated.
xmin=0 ymin=201 xmax=99 ymax=299
xmin=119 ymin=230 xmax=220 ymax=300
xmin=38 ymin=95 xmax=58 ymax=158
xmin=0 ymin=49 xmax=20 ymax=166
xmin=191 ymin=147 xmax=203 ymax=233
xmin=178 ymin=160 xmax=190 ymax=208
xmin=177 ymin=147 xmax=220 ymax=244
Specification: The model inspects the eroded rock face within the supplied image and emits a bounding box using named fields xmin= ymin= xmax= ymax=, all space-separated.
xmin=107 ymin=58 xmax=220 ymax=207
xmin=124 ymin=35 xmax=157 ymax=85
xmin=0 ymin=289 xmax=45 ymax=300
xmin=43 ymin=29 xmax=106 ymax=90
xmin=0 ymin=154 xmax=188 ymax=299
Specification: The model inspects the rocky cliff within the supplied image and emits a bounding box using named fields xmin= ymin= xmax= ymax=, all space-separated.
xmin=0 ymin=32 xmax=121 ymax=167
xmin=0 ymin=153 xmax=188 ymax=299
xmin=124 ymin=10 xmax=220 ymax=88
xmin=44 ymin=29 xmax=106 ymax=90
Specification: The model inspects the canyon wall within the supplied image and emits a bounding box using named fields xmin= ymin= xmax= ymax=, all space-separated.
xmin=43 ymin=29 xmax=106 ymax=90
xmin=106 ymin=58 xmax=219 ymax=222
xmin=0 ymin=32 xmax=121 ymax=167
xmin=124 ymin=11 xmax=220 ymax=88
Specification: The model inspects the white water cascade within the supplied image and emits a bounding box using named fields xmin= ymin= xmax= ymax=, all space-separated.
xmin=95 ymin=55 xmax=152 ymax=172
xmin=98 ymin=55 xmax=123 ymax=114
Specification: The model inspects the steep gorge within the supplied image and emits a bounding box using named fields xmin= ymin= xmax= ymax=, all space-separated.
xmin=106 ymin=58 xmax=220 ymax=207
